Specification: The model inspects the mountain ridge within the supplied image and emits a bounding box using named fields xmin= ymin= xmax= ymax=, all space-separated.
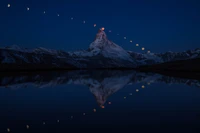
xmin=0 ymin=30 xmax=200 ymax=71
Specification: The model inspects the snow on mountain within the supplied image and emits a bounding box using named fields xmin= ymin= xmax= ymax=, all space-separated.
xmin=0 ymin=30 xmax=200 ymax=69
xmin=89 ymin=29 xmax=134 ymax=62
xmin=128 ymin=48 xmax=200 ymax=66
xmin=1 ymin=51 xmax=16 ymax=63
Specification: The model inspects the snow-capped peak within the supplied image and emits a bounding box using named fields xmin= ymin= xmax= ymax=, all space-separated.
xmin=5 ymin=45 xmax=22 ymax=51
xmin=89 ymin=29 xmax=134 ymax=62
xmin=94 ymin=29 xmax=107 ymax=43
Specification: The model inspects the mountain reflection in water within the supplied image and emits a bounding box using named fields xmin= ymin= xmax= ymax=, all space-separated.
xmin=0 ymin=70 xmax=200 ymax=133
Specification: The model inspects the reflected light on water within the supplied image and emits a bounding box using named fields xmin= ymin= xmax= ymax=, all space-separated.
xmin=26 ymin=125 xmax=29 ymax=129
xmin=7 ymin=128 xmax=10 ymax=132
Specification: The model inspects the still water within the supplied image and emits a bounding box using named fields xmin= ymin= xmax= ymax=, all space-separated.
xmin=0 ymin=70 xmax=200 ymax=133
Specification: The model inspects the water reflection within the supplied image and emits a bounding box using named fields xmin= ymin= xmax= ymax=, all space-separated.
xmin=0 ymin=70 xmax=200 ymax=106
xmin=0 ymin=70 xmax=200 ymax=133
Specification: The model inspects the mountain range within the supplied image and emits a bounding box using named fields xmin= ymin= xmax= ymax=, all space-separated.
xmin=0 ymin=29 xmax=200 ymax=71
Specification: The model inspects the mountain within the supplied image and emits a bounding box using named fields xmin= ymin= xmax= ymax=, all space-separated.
xmin=0 ymin=30 xmax=200 ymax=71
xmin=129 ymin=48 xmax=200 ymax=65
xmin=0 ymin=29 xmax=137 ymax=70
xmin=89 ymin=29 xmax=134 ymax=62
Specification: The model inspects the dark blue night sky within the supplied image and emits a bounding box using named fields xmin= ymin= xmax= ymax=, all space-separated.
xmin=0 ymin=0 xmax=200 ymax=53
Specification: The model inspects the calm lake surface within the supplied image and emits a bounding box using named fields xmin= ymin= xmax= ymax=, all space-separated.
xmin=0 ymin=70 xmax=200 ymax=133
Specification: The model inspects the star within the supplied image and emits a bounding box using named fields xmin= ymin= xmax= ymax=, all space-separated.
xmin=94 ymin=24 xmax=96 ymax=27
xmin=27 ymin=7 xmax=30 ymax=11
xmin=142 ymin=47 xmax=145 ymax=50
xmin=101 ymin=27 xmax=105 ymax=31
xmin=136 ymin=44 xmax=139 ymax=46
xmin=109 ymin=30 xmax=111 ymax=32
xmin=44 ymin=11 xmax=46 ymax=14
xmin=57 ymin=14 xmax=60 ymax=16
xmin=108 ymin=102 xmax=111 ymax=104
xmin=71 ymin=17 xmax=73 ymax=20
xmin=93 ymin=109 xmax=96 ymax=112
xmin=7 ymin=4 xmax=11 ymax=8
xmin=147 ymin=50 xmax=150 ymax=53
xmin=136 ymin=89 xmax=139 ymax=92
xmin=130 ymin=40 xmax=132 ymax=43
xmin=57 ymin=120 xmax=59 ymax=122
xmin=83 ymin=21 xmax=86 ymax=23
xmin=124 ymin=37 xmax=126 ymax=39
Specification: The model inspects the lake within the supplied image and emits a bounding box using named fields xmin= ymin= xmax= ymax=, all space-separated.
xmin=0 ymin=70 xmax=200 ymax=133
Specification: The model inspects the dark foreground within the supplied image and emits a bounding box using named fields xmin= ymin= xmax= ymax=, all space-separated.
xmin=1 ymin=58 xmax=200 ymax=81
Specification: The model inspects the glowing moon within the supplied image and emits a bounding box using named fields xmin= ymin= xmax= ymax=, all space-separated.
xmin=8 ymin=4 xmax=11 ymax=8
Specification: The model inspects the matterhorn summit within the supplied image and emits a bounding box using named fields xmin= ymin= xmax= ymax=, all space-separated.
xmin=89 ymin=29 xmax=134 ymax=62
